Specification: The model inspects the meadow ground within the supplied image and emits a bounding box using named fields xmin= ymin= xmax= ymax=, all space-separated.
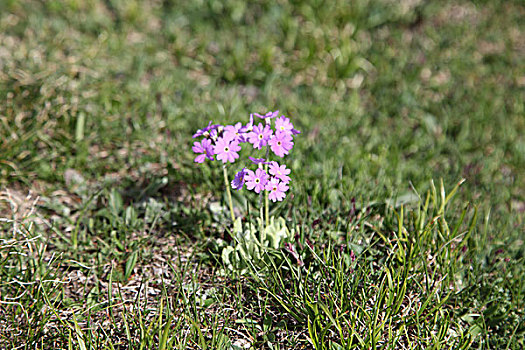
xmin=0 ymin=0 xmax=524 ymax=348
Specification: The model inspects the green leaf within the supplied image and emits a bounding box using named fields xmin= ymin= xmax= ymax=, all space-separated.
xmin=109 ymin=188 xmax=123 ymax=217
xmin=125 ymin=251 xmax=138 ymax=280
xmin=75 ymin=112 xmax=85 ymax=142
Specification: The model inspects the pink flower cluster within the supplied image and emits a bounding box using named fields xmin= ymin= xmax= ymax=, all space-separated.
xmin=192 ymin=111 xmax=300 ymax=202
xmin=231 ymin=161 xmax=291 ymax=202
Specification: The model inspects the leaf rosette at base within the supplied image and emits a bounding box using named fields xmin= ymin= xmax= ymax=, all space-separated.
xmin=220 ymin=216 xmax=294 ymax=273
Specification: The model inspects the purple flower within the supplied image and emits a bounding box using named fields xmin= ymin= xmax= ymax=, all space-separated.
xmin=193 ymin=122 xmax=221 ymax=138
xmin=245 ymin=168 xmax=269 ymax=193
xmin=214 ymin=137 xmax=241 ymax=163
xmin=192 ymin=121 xmax=212 ymax=138
xmin=249 ymin=157 xmax=270 ymax=165
xmin=241 ymin=114 xmax=254 ymax=133
xmin=269 ymin=130 xmax=294 ymax=157
xmin=209 ymin=126 xmax=223 ymax=141
xmin=274 ymin=116 xmax=294 ymax=134
xmin=247 ymin=123 xmax=273 ymax=149
xmin=266 ymin=178 xmax=289 ymax=202
xmin=274 ymin=116 xmax=300 ymax=135
xmin=254 ymin=110 xmax=279 ymax=120
xmin=239 ymin=115 xmax=254 ymax=142
xmin=224 ymin=122 xmax=246 ymax=143
xmin=269 ymin=161 xmax=291 ymax=183
xmin=231 ymin=168 xmax=247 ymax=190
xmin=192 ymin=139 xmax=214 ymax=163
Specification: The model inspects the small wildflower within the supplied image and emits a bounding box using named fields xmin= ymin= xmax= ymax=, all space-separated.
xmin=242 ymin=114 xmax=254 ymax=132
xmin=193 ymin=121 xmax=212 ymax=138
xmin=275 ymin=116 xmax=294 ymax=134
xmin=248 ymin=123 xmax=273 ymax=149
xmin=269 ymin=130 xmax=294 ymax=157
xmin=254 ymin=110 xmax=279 ymax=120
xmin=274 ymin=115 xmax=300 ymax=135
xmin=231 ymin=168 xmax=248 ymax=190
xmin=193 ymin=121 xmax=220 ymax=138
xmin=214 ymin=137 xmax=241 ymax=163
xmin=269 ymin=161 xmax=291 ymax=183
xmin=249 ymin=157 xmax=270 ymax=165
xmin=192 ymin=110 xmax=300 ymax=221
xmin=245 ymin=168 xmax=269 ymax=193
xmin=266 ymin=178 xmax=288 ymax=202
xmin=192 ymin=139 xmax=214 ymax=163
xmin=224 ymin=122 xmax=246 ymax=143
xmin=209 ymin=125 xmax=223 ymax=141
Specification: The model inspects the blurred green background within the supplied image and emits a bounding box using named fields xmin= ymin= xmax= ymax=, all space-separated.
xmin=1 ymin=0 xmax=523 ymax=209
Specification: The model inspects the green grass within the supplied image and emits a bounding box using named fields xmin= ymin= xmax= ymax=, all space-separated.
xmin=0 ymin=0 xmax=524 ymax=348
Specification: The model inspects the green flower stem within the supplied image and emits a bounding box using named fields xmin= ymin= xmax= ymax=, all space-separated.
xmin=265 ymin=145 xmax=270 ymax=227
xmin=223 ymin=166 xmax=235 ymax=222
xmin=258 ymin=163 xmax=265 ymax=236
xmin=259 ymin=193 xmax=264 ymax=230
xmin=264 ymin=163 xmax=269 ymax=227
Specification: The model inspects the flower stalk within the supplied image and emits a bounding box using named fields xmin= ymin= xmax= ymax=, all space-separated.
xmin=264 ymin=146 xmax=270 ymax=227
xmin=223 ymin=166 xmax=235 ymax=222
xmin=258 ymin=163 xmax=265 ymax=231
